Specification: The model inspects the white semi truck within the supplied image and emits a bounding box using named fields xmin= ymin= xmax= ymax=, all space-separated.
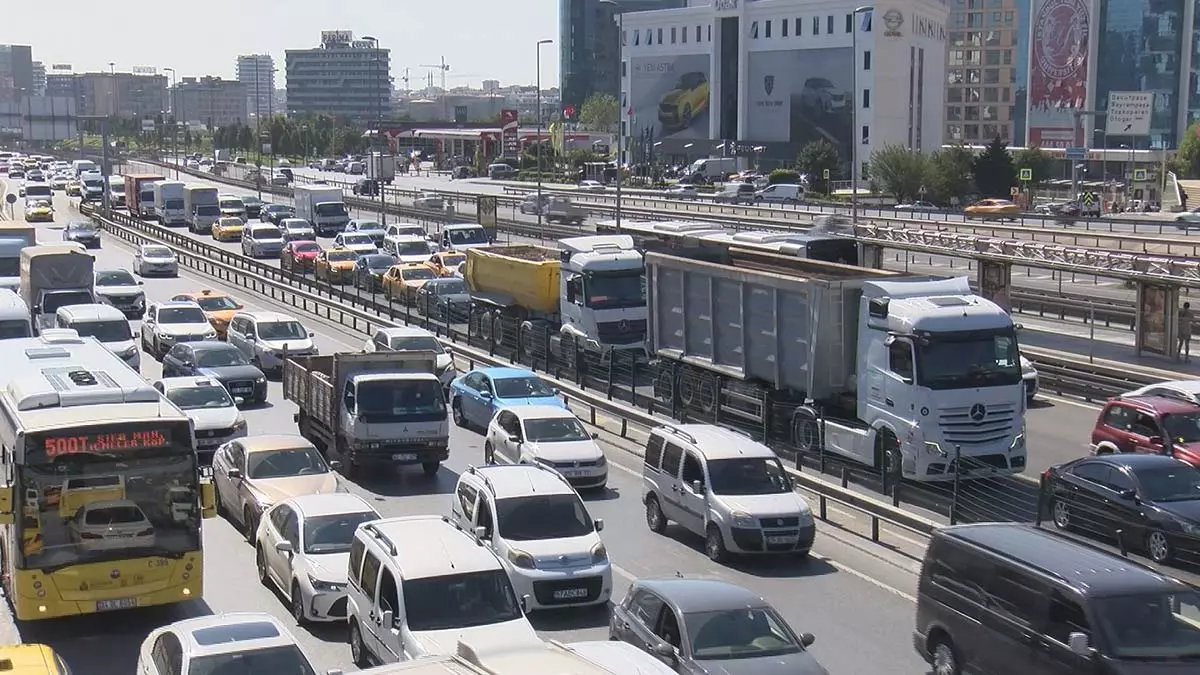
xmin=293 ymin=185 xmax=349 ymax=237
xmin=645 ymin=250 xmax=1028 ymax=481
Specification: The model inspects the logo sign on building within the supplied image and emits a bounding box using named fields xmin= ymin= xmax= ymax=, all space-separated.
xmin=51 ymin=64 xmax=72 ymax=72
xmin=1105 ymin=91 xmax=1153 ymax=137
xmin=140 ymin=119 xmax=156 ymax=132
xmin=713 ymin=0 xmax=739 ymax=12
xmin=131 ymin=66 xmax=158 ymax=75
xmin=351 ymin=40 xmax=376 ymax=49
xmin=500 ymin=109 xmax=520 ymax=157
xmin=882 ymin=9 xmax=904 ymax=37
xmin=321 ymin=30 xmax=354 ymax=46
xmin=1027 ymin=0 xmax=1094 ymax=149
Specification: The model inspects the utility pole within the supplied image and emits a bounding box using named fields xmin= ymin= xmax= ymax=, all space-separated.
xmin=1071 ymin=109 xmax=1099 ymax=200
xmin=535 ymin=40 xmax=552 ymax=236
xmin=164 ymin=67 xmax=177 ymax=178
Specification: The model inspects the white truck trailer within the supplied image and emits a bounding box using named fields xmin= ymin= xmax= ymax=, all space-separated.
xmin=293 ymin=185 xmax=349 ymax=237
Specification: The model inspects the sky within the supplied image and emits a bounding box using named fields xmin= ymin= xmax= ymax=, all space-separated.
xmin=1 ymin=0 xmax=561 ymax=88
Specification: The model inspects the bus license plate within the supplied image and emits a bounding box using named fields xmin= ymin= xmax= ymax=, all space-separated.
xmin=392 ymin=453 xmax=417 ymax=461
xmin=96 ymin=597 xmax=138 ymax=612
xmin=553 ymin=588 xmax=588 ymax=600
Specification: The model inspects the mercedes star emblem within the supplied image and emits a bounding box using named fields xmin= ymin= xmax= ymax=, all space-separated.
xmin=969 ymin=404 xmax=987 ymax=422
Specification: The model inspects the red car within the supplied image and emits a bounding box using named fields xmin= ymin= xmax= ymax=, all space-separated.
xmin=1090 ymin=395 xmax=1200 ymax=466
xmin=281 ymin=240 xmax=322 ymax=273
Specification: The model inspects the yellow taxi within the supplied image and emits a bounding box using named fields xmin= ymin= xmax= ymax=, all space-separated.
xmin=23 ymin=200 xmax=53 ymax=223
xmin=427 ymin=251 xmax=467 ymax=277
xmin=383 ymin=263 xmax=438 ymax=304
xmin=211 ymin=216 xmax=245 ymax=242
xmin=314 ymin=249 xmax=360 ymax=284
xmin=0 ymin=644 xmax=72 ymax=674
xmin=171 ymin=289 xmax=244 ymax=339
xmin=964 ymin=198 xmax=1020 ymax=220
xmin=65 ymin=180 xmax=81 ymax=197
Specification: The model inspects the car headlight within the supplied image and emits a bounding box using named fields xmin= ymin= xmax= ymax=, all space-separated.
xmin=118 ymin=345 xmax=138 ymax=357
xmin=204 ymin=330 xmax=218 ymax=340
xmin=233 ymin=419 xmax=248 ymax=432
xmin=157 ymin=332 xmax=172 ymax=340
xmin=255 ymin=376 xmax=266 ymax=384
xmin=307 ymin=574 xmax=343 ymax=593
xmin=595 ymin=455 xmax=607 ymax=467
xmin=1179 ymin=521 xmax=1200 ymax=536
xmin=590 ymin=542 xmax=608 ymax=564
xmin=507 ymin=549 xmax=536 ymax=569
xmin=730 ymin=511 xmax=756 ymax=528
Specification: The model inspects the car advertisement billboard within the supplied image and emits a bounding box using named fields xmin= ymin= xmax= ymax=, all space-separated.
xmin=1027 ymin=0 xmax=1093 ymax=148
xmin=744 ymin=47 xmax=852 ymax=155
xmin=628 ymin=55 xmax=711 ymax=141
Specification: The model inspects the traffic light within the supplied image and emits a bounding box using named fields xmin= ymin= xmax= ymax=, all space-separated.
xmin=564 ymin=105 xmax=576 ymax=119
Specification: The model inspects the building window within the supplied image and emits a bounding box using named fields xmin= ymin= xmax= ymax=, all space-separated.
xmin=1004 ymin=11 xmax=1014 ymax=24
xmin=682 ymin=25 xmax=687 ymax=43
xmin=751 ymin=21 xmax=759 ymax=38
xmin=765 ymin=20 xmax=772 ymax=38
xmin=845 ymin=14 xmax=853 ymax=32
xmin=982 ymin=106 xmax=998 ymax=121
xmin=1001 ymin=87 xmax=1010 ymax=102
xmin=622 ymin=30 xmax=628 ymax=46
xmin=645 ymin=28 xmax=651 ymax=44
xmin=948 ymin=124 xmax=963 ymax=140
xmin=983 ymin=87 xmax=998 ymax=102
xmin=947 ymin=70 xmax=964 ymax=84
xmin=964 ymin=106 xmax=980 ymax=121
xmin=707 ymin=24 xmax=712 ymax=41
xmin=696 ymin=25 xmax=701 ymax=43
xmin=966 ymin=69 xmax=981 ymax=83
xmin=622 ymin=61 xmax=628 ymax=77
xmin=1002 ymin=50 xmax=1012 ymax=65
xmin=796 ymin=18 xmax=802 ymax=36
xmin=985 ymin=51 xmax=1000 ymax=66
xmin=671 ymin=26 xmax=677 ymax=43
xmin=634 ymin=30 xmax=640 ymax=46
xmin=984 ymin=69 xmax=999 ymax=84
xmin=861 ymin=125 xmax=870 ymax=144
xmin=783 ymin=18 xmax=789 ymax=37
xmin=947 ymin=106 xmax=963 ymax=121
xmin=947 ymin=88 xmax=963 ymax=103
xmin=863 ymin=51 xmax=872 ymax=70
xmin=813 ymin=17 xmax=820 ymax=35
xmin=966 ymin=88 xmax=982 ymax=102
xmin=827 ymin=15 xmax=835 ymax=34
xmin=657 ymin=27 xmax=663 ymax=44
xmin=964 ymin=124 xmax=980 ymax=139
xmin=863 ymin=89 xmax=870 ymax=108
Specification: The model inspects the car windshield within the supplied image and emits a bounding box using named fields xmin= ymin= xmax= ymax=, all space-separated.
xmin=356 ymin=379 xmax=446 ymax=423
xmin=166 ymin=384 xmax=234 ymax=410
xmin=431 ymin=280 xmax=467 ymax=295
xmin=256 ymin=321 xmax=307 ymax=340
xmin=355 ymin=221 xmax=384 ymax=232
xmin=496 ymin=493 xmax=594 ymax=541
xmin=1133 ymin=465 xmax=1200 ymax=502
xmin=194 ymin=295 xmax=240 ymax=311
xmin=246 ymin=447 xmax=328 ymax=480
xmin=143 ymin=246 xmax=173 ymax=259
xmin=708 ymin=458 xmax=792 ymax=496
xmin=294 ymin=243 xmax=321 ymax=253
xmin=363 ymin=255 xmax=395 ymax=271
xmin=448 ymin=228 xmax=486 ymax=245
xmin=68 ymin=222 xmax=95 ymax=232
xmin=438 ymin=253 xmax=466 ymax=267
xmin=283 ymin=221 xmax=309 ymax=231
xmin=1093 ymin=592 xmax=1200 ymax=659
xmin=402 ymin=569 xmax=522 ymax=631
xmin=916 ymin=329 xmax=1023 ymax=390
xmin=493 ymin=375 xmax=555 ymax=399
xmin=326 ymin=250 xmax=358 ymax=262
xmin=585 ymin=271 xmax=646 ymax=310
xmin=343 ymin=234 xmax=373 ymax=246
xmin=0 ymin=319 xmax=31 ymax=339
xmin=109 ymin=184 xmax=125 ymax=193
xmin=84 ymin=504 xmax=144 ymax=525
xmin=266 ymin=205 xmax=291 ymax=214
xmin=388 ymin=335 xmax=444 ymax=351
xmin=1163 ymin=413 xmax=1200 ymax=445
xmin=158 ymin=307 xmax=207 ymax=324
xmin=243 ymin=197 xmax=262 ymax=206
xmin=303 ymin=511 xmax=378 ymax=555
xmin=95 ymin=270 xmax=136 ymax=286
xmin=219 ymin=199 xmax=244 ymax=209
xmin=394 ymin=241 xmax=431 ymax=256
xmin=523 ymin=416 xmax=590 ymax=443
xmin=401 ymin=267 xmax=435 ymax=281
xmin=195 ymin=347 xmax=250 ymax=367
xmin=685 ymin=607 xmax=802 ymax=661
xmin=72 ymin=320 xmax=130 ymax=343
xmin=252 ymin=226 xmax=282 ymax=239
xmin=188 ymin=645 xmax=318 ymax=675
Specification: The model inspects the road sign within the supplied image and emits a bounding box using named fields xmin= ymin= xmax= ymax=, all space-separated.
xmin=822 ymin=168 xmax=830 ymax=180
xmin=1106 ymin=91 xmax=1153 ymax=136
xmin=1010 ymin=186 xmax=1020 ymax=197
xmin=5 ymin=194 xmax=15 ymax=204
xmin=140 ymin=119 xmax=155 ymax=132
xmin=1019 ymin=168 xmax=1032 ymax=182
xmin=1065 ymin=147 xmax=1087 ymax=160
xmin=1133 ymin=168 xmax=1148 ymax=182
xmin=1080 ymin=192 xmax=1096 ymax=206
xmin=477 ymin=196 xmax=498 ymax=241
xmin=261 ymin=143 xmax=272 ymax=155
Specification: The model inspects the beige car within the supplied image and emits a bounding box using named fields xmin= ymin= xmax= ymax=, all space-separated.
xmin=211 ymin=435 xmax=341 ymax=539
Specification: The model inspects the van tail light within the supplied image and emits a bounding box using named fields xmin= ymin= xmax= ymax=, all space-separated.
xmin=135 ymin=528 xmax=154 ymax=537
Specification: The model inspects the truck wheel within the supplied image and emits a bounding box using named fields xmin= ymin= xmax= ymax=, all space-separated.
xmin=791 ymin=407 xmax=822 ymax=454
xmin=422 ymin=461 xmax=440 ymax=476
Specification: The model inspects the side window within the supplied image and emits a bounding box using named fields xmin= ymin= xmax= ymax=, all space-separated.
xmin=479 ymin=375 xmax=494 ymax=394
xmin=889 ymin=340 xmax=913 ymax=379
xmin=232 ymin=444 xmax=246 ymax=470
xmin=1071 ymin=462 xmax=1110 ymax=485
xmin=374 ymin=332 xmax=389 ymax=349
xmin=282 ymin=509 xmax=300 ymax=547
xmin=629 ymin=588 xmax=666 ymax=625
xmin=360 ymin=551 xmax=382 ymax=596
xmin=378 ymin=568 xmax=399 ymax=617
xmin=1102 ymin=405 xmax=1132 ymax=431
xmin=456 ymin=482 xmax=478 ymax=520
xmin=151 ymin=635 xmax=171 ymax=674
xmin=645 ymin=434 xmax=664 ymax=468
xmin=1045 ymin=591 xmax=1091 ymax=644
xmin=1106 ymin=468 xmax=1135 ymax=493
xmin=927 ymin=540 xmax=993 ymax=605
xmin=661 ymin=442 xmax=684 ymax=477
xmin=269 ymin=504 xmax=289 ymax=532
xmin=53 ymin=654 xmax=72 ymax=675
xmin=152 ymin=633 xmax=183 ymax=675
xmin=348 ymin=536 xmax=366 ymax=586
xmin=986 ymin=566 xmax=1046 ymax=627
xmin=476 ymin=495 xmax=495 ymax=538
xmin=1130 ymin=413 xmax=1159 ymax=438
xmin=462 ymin=372 xmax=482 ymax=391
xmin=681 ymin=452 xmax=704 ymax=485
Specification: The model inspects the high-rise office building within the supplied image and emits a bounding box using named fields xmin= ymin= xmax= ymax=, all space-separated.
xmin=559 ymin=0 xmax=686 ymax=116
xmin=285 ymin=31 xmax=391 ymax=121
xmin=0 ymin=45 xmax=34 ymax=103
xmin=173 ymin=76 xmax=248 ymax=128
xmin=30 ymin=61 xmax=46 ymax=96
xmin=236 ymin=54 xmax=276 ymax=120
xmin=944 ymin=0 xmax=1029 ymax=145
xmin=75 ymin=72 xmax=168 ymax=118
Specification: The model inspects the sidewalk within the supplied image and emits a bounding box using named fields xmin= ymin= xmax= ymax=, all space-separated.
xmin=1020 ymin=319 xmax=1200 ymax=378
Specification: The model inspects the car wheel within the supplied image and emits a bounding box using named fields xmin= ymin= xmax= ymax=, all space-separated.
xmin=484 ymin=441 xmax=495 ymax=464
xmin=255 ymin=546 xmax=270 ymax=587
xmin=349 ymin=621 xmax=371 ymax=668
xmin=1147 ymin=530 xmax=1173 ymax=563
xmin=243 ymin=506 xmax=257 ymax=543
xmin=645 ymin=496 xmax=667 ymax=533
xmin=930 ymin=636 xmax=960 ymax=675
xmin=291 ymin=580 xmax=309 ymax=626
xmin=1051 ymin=498 xmax=1071 ymax=530
xmin=705 ymin=524 xmax=728 ymax=563
xmin=452 ymin=398 xmax=468 ymax=428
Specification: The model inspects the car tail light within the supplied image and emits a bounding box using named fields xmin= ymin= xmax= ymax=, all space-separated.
xmin=135 ymin=528 xmax=154 ymax=536
xmin=80 ymin=532 xmax=102 ymax=539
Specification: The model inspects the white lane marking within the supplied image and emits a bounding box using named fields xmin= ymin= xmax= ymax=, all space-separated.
xmin=1037 ymin=393 xmax=1101 ymax=411
xmin=611 ymin=564 xmax=636 ymax=582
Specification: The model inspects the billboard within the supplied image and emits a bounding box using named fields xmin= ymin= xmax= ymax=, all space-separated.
xmin=321 ymin=30 xmax=353 ymax=46
xmin=745 ymin=48 xmax=852 ymax=157
xmin=628 ymin=55 xmax=711 ymax=141
xmin=1105 ymin=91 xmax=1153 ymax=136
xmin=1027 ymin=0 xmax=1092 ymax=148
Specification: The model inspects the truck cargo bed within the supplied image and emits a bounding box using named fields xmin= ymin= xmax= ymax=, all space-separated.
xmin=465 ymin=245 xmax=561 ymax=314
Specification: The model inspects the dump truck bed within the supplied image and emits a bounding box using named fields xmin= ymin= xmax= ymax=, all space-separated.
xmin=464 ymin=245 xmax=561 ymax=314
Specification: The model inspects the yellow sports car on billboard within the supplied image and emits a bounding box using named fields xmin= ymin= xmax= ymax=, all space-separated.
xmin=658 ymin=71 xmax=709 ymax=131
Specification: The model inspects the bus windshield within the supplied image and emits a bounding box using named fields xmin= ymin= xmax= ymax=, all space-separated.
xmin=17 ymin=444 xmax=200 ymax=571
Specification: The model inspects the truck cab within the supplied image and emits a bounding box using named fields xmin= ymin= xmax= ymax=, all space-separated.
xmin=558 ymin=235 xmax=647 ymax=354
xmin=439 ymin=224 xmax=489 ymax=252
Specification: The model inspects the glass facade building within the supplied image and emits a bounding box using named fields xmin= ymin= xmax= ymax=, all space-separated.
xmin=1096 ymin=0 xmax=1184 ymax=150
xmin=945 ymin=0 xmax=1028 ymax=144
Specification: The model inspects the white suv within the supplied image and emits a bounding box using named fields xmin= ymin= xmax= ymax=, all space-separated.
xmin=641 ymin=424 xmax=815 ymax=563
xmin=346 ymin=515 xmax=539 ymax=667
xmin=450 ymin=464 xmax=611 ymax=611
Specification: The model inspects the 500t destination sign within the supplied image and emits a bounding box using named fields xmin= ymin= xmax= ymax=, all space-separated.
xmin=43 ymin=429 xmax=172 ymax=457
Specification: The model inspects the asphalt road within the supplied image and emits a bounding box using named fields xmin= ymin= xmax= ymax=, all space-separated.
xmin=0 ymin=183 xmax=931 ymax=675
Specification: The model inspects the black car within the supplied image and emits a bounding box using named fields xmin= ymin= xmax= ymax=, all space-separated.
xmin=355 ymin=253 xmax=397 ymax=292
xmin=415 ymin=278 xmax=471 ymax=321
xmin=353 ymin=178 xmax=380 ymax=196
xmin=161 ymin=341 xmax=268 ymax=404
xmin=241 ymin=196 xmax=264 ymax=220
xmin=1044 ymin=453 xmax=1200 ymax=563
xmin=63 ymin=220 xmax=101 ymax=248
xmin=261 ymin=204 xmax=295 ymax=225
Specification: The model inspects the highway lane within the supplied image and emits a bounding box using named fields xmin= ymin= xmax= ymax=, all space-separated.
xmin=1 ymin=184 xmax=930 ymax=675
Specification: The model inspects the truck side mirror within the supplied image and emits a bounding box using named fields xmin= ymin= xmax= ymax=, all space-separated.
xmin=1068 ymin=632 xmax=1093 ymax=657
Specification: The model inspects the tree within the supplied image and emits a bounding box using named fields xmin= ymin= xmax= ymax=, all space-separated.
xmin=869 ymin=145 xmax=930 ymax=203
xmin=971 ymin=137 xmax=1017 ymax=198
xmin=928 ymin=143 xmax=976 ymax=205
xmin=794 ymin=139 xmax=840 ymax=194
xmin=768 ymin=169 xmax=801 ymax=185
xmin=1175 ymin=122 xmax=1200 ymax=178
xmin=1012 ymin=146 xmax=1055 ymax=184
xmin=237 ymin=125 xmax=255 ymax=153
xmin=578 ymin=93 xmax=619 ymax=132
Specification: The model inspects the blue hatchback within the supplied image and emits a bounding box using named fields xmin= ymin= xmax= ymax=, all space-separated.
xmin=449 ymin=366 xmax=566 ymax=428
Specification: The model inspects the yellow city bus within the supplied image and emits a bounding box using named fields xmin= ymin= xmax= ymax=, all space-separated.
xmin=0 ymin=331 xmax=215 ymax=620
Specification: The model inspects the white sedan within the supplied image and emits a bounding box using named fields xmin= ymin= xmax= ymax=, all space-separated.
xmin=413 ymin=192 xmax=445 ymax=210
xmin=69 ymin=500 xmax=156 ymax=552
xmin=894 ymin=201 xmax=937 ymax=211
xmin=137 ymin=613 xmax=318 ymax=674
xmin=665 ymin=185 xmax=698 ymax=199
xmin=255 ymin=493 xmax=380 ymax=625
xmin=576 ymin=180 xmax=606 ymax=192
xmin=484 ymin=405 xmax=608 ymax=490
xmin=1175 ymin=210 xmax=1200 ymax=229
xmin=154 ymin=377 xmax=248 ymax=455
xmin=331 ymin=232 xmax=378 ymax=255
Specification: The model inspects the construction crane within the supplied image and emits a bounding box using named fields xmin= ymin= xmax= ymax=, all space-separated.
xmin=399 ymin=67 xmax=410 ymax=94
xmin=419 ymin=57 xmax=450 ymax=92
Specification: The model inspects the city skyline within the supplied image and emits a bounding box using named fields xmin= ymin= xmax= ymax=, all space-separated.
xmin=0 ymin=0 xmax=560 ymax=87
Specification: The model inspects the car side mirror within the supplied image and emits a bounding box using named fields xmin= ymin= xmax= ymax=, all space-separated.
xmin=1068 ymin=632 xmax=1093 ymax=657
xmin=308 ymin=331 xmax=315 ymax=337
xmin=800 ymin=632 xmax=816 ymax=647
xmin=274 ymin=540 xmax=293 ymax=554
xmin=1120 ymin=489 xmax=1138 ymax=502
xmin=691 ymin=480 xmax=704 ymax=494
xmin=245 ymin=335 xmax=256 ymax=342
xmin=520 ymin=594 xmax=530 ymax=614
xmin=590 ymin=432 xmax=599 ymax=440
xmin=474 ymin=526 xmax=488 ymax=540
xmin=653 ymin=642 xmax=677 ymax=663
xmin=593 ymin=518 xmax=604 ymax=532
xmin=226 ymin=468 xmax=242 ymax=480
xmin=137 ymin=280 xmax=144 ymax=285
xmin=233 ymin=396 xmax=245 ymax=405
xmin=1149 ymin=436 xmax=1164 ymax=446
xmin=381 ymin=609 xmax=394 ymax=629
xmin=508 ymin=434 xmax=521 ymax=444
xmin=480 ymin=391 xmax=493 ymax=400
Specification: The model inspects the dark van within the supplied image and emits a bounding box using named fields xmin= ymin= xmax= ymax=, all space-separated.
xmin=914 ymin=523 xmax=1200 ymax=674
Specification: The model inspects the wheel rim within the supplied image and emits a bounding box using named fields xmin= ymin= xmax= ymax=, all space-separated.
xmin=706 ymin=531 xmax=721 ymax=559
xmin=350 ymin=625 xmax=362 ymax=663
xmin=932 ymin=643 xmax=956 ymax=675
xmin=453 ymin=401 xmax=463 ymax=423
xmin=1052 ymin=500 xmax=1070 ymax=529
xmin=1149 ymin=532 xmax=1170 ymax=562
xmin=647 ymin=501 xmax=661 ymax=528
xmin=292 ymin=585 xmax=304 ymax=621
xmin=256 ymin=550 xmax=266 ymax=581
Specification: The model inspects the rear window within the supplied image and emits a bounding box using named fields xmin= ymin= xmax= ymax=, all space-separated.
xmin=84 ymin=505 xmax=144 ymax=525
xmin=191 ymin=621 xmax=281 ymax=646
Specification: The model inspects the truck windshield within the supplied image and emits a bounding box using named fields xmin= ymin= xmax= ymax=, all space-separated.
xmin=110 ymin=184 xmax=124 ymax=194
xmin=196 ymin=205 xmax=220 ymax=217
xmin=315 ymin=203 xmax=347 ymax=217
xmin=71 ymin=320 xmax=131 ymax=343
xmin=707 ymin=458 xmax=792 ymax=496
xmin=585 ymin=271 xmax=645 ymax=309
xmin=43 ymin=290 xmax=94 ymax=315
xmin=139 ymin=189 xmax=154 ymax=202
xmin=447 ymin=228 xmax=486 ymax=245
xmin=916 ymin=330 xmax=1022 ymax=390
xmin=395 ymin=241 xmax=431 ymax=256
xmin=0 ymin=319 xmax=31 ymax=338
xmin=356 ymin=379 xmax=445 ymax=423
xmin=164 ymin=198 xmax=184 ymax=210
xmin=402 ymin=569 xmax=522 ymax=632
xmin=83 ymin=179 xmax=102 ymax=189
xmin=0 ymin=258 xmax=19 ymax=276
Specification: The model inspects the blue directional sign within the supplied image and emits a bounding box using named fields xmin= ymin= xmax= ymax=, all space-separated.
xmin=1065 ymin=147 xmax=1088 ymax=160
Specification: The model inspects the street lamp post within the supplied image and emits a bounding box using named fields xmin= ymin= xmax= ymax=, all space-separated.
xmin=164 ymin=67 xmax=178 ymax=178
xmin=851 ymin=6 xmax=873 ymax=230
xmin=363 ymin=37 xmax=386 ymax=224
xmin=535 ymin=39 xmax=553 ymax=234
xmin=600 ymin=0 xmax=624 ymax=232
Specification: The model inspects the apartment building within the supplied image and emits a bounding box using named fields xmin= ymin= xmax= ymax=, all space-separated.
xmin=285 ymin=31 xmax=391 ymax=121
xmin=172 ymin=76 xmax=248 ymax=128
xmin=236 ymin=54 xmax=276 ymax=120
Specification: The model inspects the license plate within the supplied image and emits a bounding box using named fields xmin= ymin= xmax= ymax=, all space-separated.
xmin=766 ymin=535 xmax=796 ymax=545
xmin=96 ymin=597 xmax=137 ymax=611
xmin=197 ymin=438 xmax=221 ymax=447
xmin=553 ymin=588 xmax=588 ymax=600
xmin=392 ymin=453 xmax=417 ymax=461
xmin=230 ymin=386 xmax=252 ymax=393
xmin=561 ymin=469 xmax=586 ymax=477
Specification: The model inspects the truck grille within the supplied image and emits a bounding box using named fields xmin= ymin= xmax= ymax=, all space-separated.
xmin=937 ymin=403 xmax=1018 ymax=446
xmin=595 ymin=319 xmax=646 ymax=345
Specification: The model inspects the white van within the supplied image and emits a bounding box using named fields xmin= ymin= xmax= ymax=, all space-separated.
xmin=753 ymin=183 xmax=805 ymax=204
xmin=0 ymin=289 xmax=32 ymax=339
xmin=71 ymin=159 xmax=97 ymax=177
xmin=54 ymin=303 xmax=140 ymax=371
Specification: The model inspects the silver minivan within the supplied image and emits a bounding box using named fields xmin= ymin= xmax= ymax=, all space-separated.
xmin=55 ymin=303 xmax=140 ymax=370
xmin=226 ymin=310 xmax=317 ymax=374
